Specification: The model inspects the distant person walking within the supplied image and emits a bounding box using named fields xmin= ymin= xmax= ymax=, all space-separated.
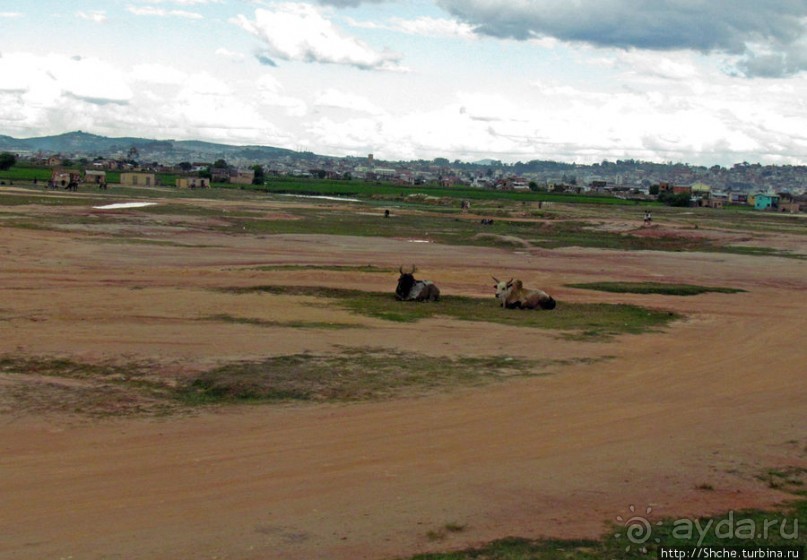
xmin=643 ymin=211 xmax=652 ymax=226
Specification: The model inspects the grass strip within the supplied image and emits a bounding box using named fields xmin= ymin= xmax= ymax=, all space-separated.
xmin=219 ymin=285 xmax=678 ymax=338
xmin=567 ymin=282 xmax=746 ymax=296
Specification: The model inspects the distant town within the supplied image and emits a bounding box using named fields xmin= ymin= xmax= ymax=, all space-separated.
xmin=1 ymin=131 xmax=805 ymax=212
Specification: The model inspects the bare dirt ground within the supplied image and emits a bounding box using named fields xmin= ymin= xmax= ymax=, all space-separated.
xmin=0 ymin=191 xmax=805 ymax=560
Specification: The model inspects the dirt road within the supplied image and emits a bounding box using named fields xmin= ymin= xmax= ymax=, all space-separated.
xmin=1 ymin=196 xmax=805 ymax=559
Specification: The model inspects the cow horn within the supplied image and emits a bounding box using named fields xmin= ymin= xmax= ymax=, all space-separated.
xmin=399 ymin=265 xmax=404 ymax=274
xmin=492 ymin=276 xmax=500 ymax=284
xmin=412 ymin=264 xmax=417 ymax=273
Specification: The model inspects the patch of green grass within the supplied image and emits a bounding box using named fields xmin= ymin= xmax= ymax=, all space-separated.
xmin=0 ymin=193 xmax=109 ymax=206
xmin=87 ymin=237 xmax=221 ymax=248
xmin=219 ymin=285 xmax=678 ymax=339
xmin=722 ymin=246 xmax=807 ymax=260
xmin=0 ymin=355 xmax=137 ymax=379
xmin=404 ymin=499 xmax=807 ymax=559
xmin=757 ymin=467 xmax=807 ymax=492
xmin=0 ymin=355 xmax=180 ymax=417
xmin=0 ymin=350 xmax=601 ymax=412
xmin=177 ymin=348 xmax=565 ymax=404
xmin=138 ymin=203 xmax=262 ymax=218
xmin=218 ymin=208 xmax=795 ymax=256
xmin=0 ymin=165 xmax=53 ymax=182
xmin=202 ymin=313 xmax=357 ymax=330
xmin=567 ymin=282 xmax=746 ymax=296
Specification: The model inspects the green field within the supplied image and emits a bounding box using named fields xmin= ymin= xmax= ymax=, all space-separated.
xmin=223 ymin=175 xmax=648 ymax=206
xmin=2 ymin=170 xmax=804 ymax=257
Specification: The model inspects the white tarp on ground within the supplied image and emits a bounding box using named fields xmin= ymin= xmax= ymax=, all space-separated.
xmin=278 ymin=194 xmax=360 ymax=202
xmin=92 ymin=202 xmax=157 ymax=210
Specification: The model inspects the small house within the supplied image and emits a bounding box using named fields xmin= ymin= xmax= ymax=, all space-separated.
xmin=176 ymin=177 xmax=209 ymax=189
xmin=119 ymin=172 xmax=156 ymax=187
xmin=210 ymin=168 xmax=231 ymax=183
xmin=50 ymin=169 xmax=81 ymax=188
xmin=728 ymin=192 xmax=748 ymax=205
xmin=230 ymin=170 xmax=255 ymax=185
xmin=753 ymin=193 xmax=780 ymax=211
xmin=84 ymin=170 xmax=106 ymax=185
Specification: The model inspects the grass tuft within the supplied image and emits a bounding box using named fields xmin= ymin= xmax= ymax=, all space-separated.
xmin=202 ymin=313 xmax=357 ymax=330
xmin=567 ymin=282 xmax=745 ymax=296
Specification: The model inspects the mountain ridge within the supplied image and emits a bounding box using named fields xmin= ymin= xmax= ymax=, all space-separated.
xmin=0 ymin=131 xmax=301 ymax=164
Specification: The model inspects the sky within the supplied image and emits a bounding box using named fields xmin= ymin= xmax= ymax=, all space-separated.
xmin=1 ymin=1 xmax=807 ymax=166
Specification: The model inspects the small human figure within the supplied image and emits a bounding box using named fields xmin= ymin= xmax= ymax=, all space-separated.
xmin=643 ymin=211 xmax=652 ymax=226
xmin=384 ymin=209 xmax=390 ymax=218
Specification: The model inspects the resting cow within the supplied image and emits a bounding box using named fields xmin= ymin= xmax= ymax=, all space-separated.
xmin=396 ymin=266 xmax=440 ymax=301
xmin=492 ymin=276 xmax=556 ymax=310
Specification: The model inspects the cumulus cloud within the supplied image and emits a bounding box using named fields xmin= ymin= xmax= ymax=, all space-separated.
xmin=215 ymin=48 xmax=247 ymax=62
xmin=314 ymin=88 xmax=385 ymax=115
xmin=231 ymin=4 xmax=405 ymax=71
xmin=77 ymin=10 xmax=107 ymax=23
xmin=255 ymin=74 xmax=308 ymax=116
xmin=127 ymin=6 xmax=203 ymax=19
xmin=315 ymin=0 xmax=388 ymax=6
xmin=347 ymin=16 xmax=476 ymax=39
xmin=141 ymin=0 xmax=222 ymax=4
xmin=436 ymin=0 xmax=807 ymax=78
xmin=131 ymin=63 xmax=188 ymax=85
xmin=0 ymin=53 xmax=132 ymax=105
xmin=0 ymin=52 xmax=291 ymax=146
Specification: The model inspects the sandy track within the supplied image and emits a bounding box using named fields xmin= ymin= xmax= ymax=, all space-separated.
xmin=0 ymin=199 xmax=805 ymax=560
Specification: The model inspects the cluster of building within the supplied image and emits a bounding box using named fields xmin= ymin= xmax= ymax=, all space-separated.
xmin=31 ymin=152 xmax=807 ymax=213
xmin=656 ymin=182 xmax=802 ymax=212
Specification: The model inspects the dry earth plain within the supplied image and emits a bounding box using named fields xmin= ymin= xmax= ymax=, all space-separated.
xmin=0 ymin=185 xmax=805 ymax=559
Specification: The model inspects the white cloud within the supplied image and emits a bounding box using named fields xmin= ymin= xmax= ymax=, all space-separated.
xmin=0 ymin=53 xmax=132 ymax=105
xmin=131 ymin=63 xmax=189 ymax=85
xmin=316 ymin=0 xmax=388 ymax=6
xmin=314 ymin=88 xmax=385 ymax=115
xmin=215 ymin=48 xmax=247 ymax=62
xmin=76 ymin=10 xmax=107 ymax=23
xmin=0 ymin=52 xmax=291 ymax=147
xmin=255 ymin=74 xmax=308 ymax=116
xmin=231 ymin=4 xmax=406 ymax=71
xmin=139 ymin=0 xmax=222 ymax=4
xmin=391 ymin=16 xmax=476 ymax=39
xmin=608 ymin=50 xmax=701 ymax=82
xmin=347 ymin=16 xmax=476 ymax=39
xmin=126 ymin=6 xmax=203 ymax=19
xmin=456 ymin=92 xmax=525 ymax=123
xmin=0 ymin=12 xmax=22 ymax=18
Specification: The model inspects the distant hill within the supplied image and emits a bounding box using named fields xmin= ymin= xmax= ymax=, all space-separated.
xmin=0 ymin=131 xmax=300 ymax=164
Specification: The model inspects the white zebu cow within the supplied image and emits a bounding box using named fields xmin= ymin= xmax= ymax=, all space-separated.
xmin=492 ymin=276 xmax=556 ymax=310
